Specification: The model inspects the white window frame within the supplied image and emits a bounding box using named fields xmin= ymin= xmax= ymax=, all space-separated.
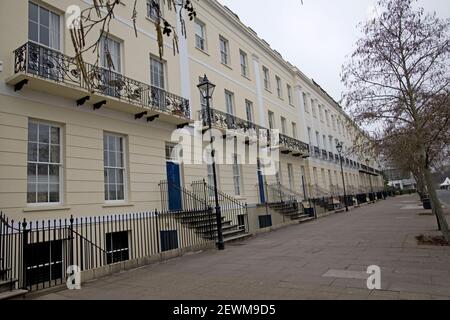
xmin=268 ymin=111 xmax=275 ymax=130
xmin=263 ymin=66 xmax=271 ymax=91
xmin=219 ymin=36 xmax=230 ymax=65
xmin=303 ymin=93 xmax=309 ymax=113
xmin=100 ymin=36 xmax=122 ymax=73
xmin=225 ymin=90 xmax=234 ymax=115
xmin=287 ymin=85 xmax=293 ymax=105
xmin=245 ymin=100 xmax=254 ymax=123
xmin=292 ymin=122 xmax=298 ymax=139
xmin=276 ymin=76 xmax=283 ymax=98
xmin=281 ymin=117 xmax=287 ymax=135
xmin=147 ymin=0 xmax=162 ymax=21
xmin=240 ymin=50 xmax=249 ymax=77
xmin=150 ymin=55 xmax=166 ymax=89
xmin=194 ymin=18 xmax=207 ymax=51
xmin=104 ymin=133 xmax=128 ymax=203
xmin=28 ymin=1 xmax=62 ymax=51
xmin=27 ymin=119 xmax=63 ymax=207
xmin=312 ymin=99 xmax=317 ymax=118
xmin=232 ymin=154 xmax=242 ymax=196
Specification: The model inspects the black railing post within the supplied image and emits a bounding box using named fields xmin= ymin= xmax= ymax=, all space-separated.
xmin=69 ymin=215 xmax=74 ymax=268
xmin=21 ymin=219 xmax=28 ymax=290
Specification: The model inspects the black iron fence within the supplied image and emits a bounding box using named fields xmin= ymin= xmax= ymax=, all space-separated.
xmin=14 ymin=42 xmax=190 ymax=119
xmin=0 ymin=202 xmax=215 ymax=293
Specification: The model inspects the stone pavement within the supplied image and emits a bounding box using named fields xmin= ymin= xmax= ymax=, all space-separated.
xmin=33 ymin=195 xmax=450 ymax=300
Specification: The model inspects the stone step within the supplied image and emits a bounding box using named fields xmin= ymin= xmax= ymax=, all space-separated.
xmin=195 ymin=223 xmax=238 ymax=234
xmin=0 ymin=289 xmax=28 ymax=300
xmin=223 ymin=233 xmax=252 ymax=244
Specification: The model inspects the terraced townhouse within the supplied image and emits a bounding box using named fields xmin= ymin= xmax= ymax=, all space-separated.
xmin=0 ymin=0 xmax=385 ymax=295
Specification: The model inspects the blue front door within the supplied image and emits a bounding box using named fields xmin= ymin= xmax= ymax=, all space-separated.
xmin=166 ymin=161 xmax=182 ymax=211
xmin=257 ymin=159 xmax=266 ymax=204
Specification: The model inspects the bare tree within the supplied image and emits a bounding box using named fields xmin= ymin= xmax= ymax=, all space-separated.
xmin=342 ymin=0 xmax=450 ymax=240
xmin=67 ymin=0 xmax=196 ymax=89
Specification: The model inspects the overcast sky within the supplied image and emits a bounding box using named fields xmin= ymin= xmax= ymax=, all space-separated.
xmin=217 ymin=0 xmax=450 ymax=102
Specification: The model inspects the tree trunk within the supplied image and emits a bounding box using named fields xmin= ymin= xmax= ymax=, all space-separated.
xmin=423 ymin=165 xmax=450 ymax=241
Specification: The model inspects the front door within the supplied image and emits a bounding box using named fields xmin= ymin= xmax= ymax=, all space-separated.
xmin=257 ymin=159 xmax=266 ymax=204
xmin=166 ymin=160 xmax=182 ymax=211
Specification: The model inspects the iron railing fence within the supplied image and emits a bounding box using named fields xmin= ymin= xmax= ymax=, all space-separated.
xmin=14 ymin=42 xmax=190 ymax=119
xmin=191 ymin=180 xmax=249 ymax=233
xmin=0 ymin=205 xmax=215 ymax=293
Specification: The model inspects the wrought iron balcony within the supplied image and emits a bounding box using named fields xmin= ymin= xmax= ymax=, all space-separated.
xmin=199 ymin=108 xmax=309 ymax=156
xmin=335 ymin=154 xmax=340 ymax=162
xmin=328 ymin=152 xmax=334 ymax=161
xmin=10 ymin=42 xmax=191 ymax=122
xmin=279 ymin=134 xmax=309 ymax=156
xmin=321 ymin=149 xmax=328 ymax=159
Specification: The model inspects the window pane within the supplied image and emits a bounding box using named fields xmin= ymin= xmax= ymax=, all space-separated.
xmin=28 ymin=142 xmax=38 ymax=162
xmin=38 ymin=143 xmax=49 ymax=162
xmin=107 ymin=135 xmax=115 ymax=152
xmin=27 ymin=183 xmax=37 ymax=204
xmin=29 ymin=21 xmax=39 ymax=43
xmin=39 ymin=7 xmax=49 ymax=27
xmin=49 ymin=165 xmax=59 ymax=183
xmin=37 ymin=164 xmax=48 ymax=183
xmin=39 ymin=25 xmax=50 ymax=47
xmin=28 ymin=122 xmax=38 ymax=142
xmin=107 ymin=168 xmax=116 ymax=184
xmin=51 ymin=127 xmax=60 ymax=144
xmin=116 ymin=169 xmax=124 ymax=184
xmin=39 ymin=124 xmax=50 ymax=143
xmin=49 ymin=183 xmax=59 ymax=202
xmin=109 ymin=184 xmax=117 ymax=201
xmin=108 ymin=151 xmax=116 ymax=167
xmin=29 ymin=2 xmax=39 ymax=22
xmin=117 ymin=184 xmax=124 ymax=200
xmin=27 ymin=163 xmax=37 ymax=183
xmin=50 ymin=145 xmax=60 ymax=163
xmin=37 ymin=183 xmax=49 ymax=203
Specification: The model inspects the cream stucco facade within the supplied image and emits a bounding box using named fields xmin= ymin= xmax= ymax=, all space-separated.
xmin=0 ymin=0 xmax=384 ymax=222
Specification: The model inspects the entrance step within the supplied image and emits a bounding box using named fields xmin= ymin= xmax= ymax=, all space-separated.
xmin=0 ymin=289 xmax=28 ymax=300
xmin=224 ymin=233 xmax=252 ymax=244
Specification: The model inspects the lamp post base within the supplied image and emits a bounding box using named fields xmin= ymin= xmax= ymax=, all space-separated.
xmin=217 ymin=242 xmax=225 ymax=250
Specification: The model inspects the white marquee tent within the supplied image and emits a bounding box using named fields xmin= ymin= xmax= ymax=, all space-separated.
xmin=440 ymin=177 xmax=450 ymax=190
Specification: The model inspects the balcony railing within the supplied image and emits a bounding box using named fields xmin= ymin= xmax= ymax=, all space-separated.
xmin=13 ymin=42 xmax=190 ymax=119
xmin=321 ymin=149 xmax=328 ymax=159
xmin=199 ymin=108 xmax=309 ymax=156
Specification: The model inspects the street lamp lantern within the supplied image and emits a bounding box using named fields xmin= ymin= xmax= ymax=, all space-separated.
xmin=336 ymin=142 xmax=349 ymax=212
xmin=336 ymin=142 xmax=343 ymax=154
xmin=197 ymin=74 xmax=216 ymax=99
xmin=197 ymin=75 xmax=224 ymax=250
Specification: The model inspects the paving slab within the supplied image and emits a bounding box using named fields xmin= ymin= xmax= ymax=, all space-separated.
xmin=29 ymin=195 xmax=450 ymax=300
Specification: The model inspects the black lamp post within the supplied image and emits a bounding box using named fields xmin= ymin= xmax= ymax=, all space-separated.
xmin=336 ymin=142 xmax=349 ymax=212
xmin=198 ymin=75 xmax=225 ymax=250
